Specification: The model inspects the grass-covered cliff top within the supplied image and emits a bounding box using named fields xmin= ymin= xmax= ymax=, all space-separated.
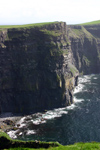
xmin=80 ymin=20 xmax=100 ymax=25
xmin=0 ymin=22 xmax=59 ymax=29
xmin=68 ymin=26 xmax=93 ymax=40
xmin=1 ymin=131 xmax=100 ymax=150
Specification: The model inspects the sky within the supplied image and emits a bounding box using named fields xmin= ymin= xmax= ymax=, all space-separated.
xmin=0 ymin=0 xmax=100 ymax=25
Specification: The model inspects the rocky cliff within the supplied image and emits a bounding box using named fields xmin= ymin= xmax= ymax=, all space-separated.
xmin=68 ymin=25 xmax=100 ymax=74
xmin=0 ymin=22 xmax=78 ymax=114
xmin=0 ymin=22 xmax=100 ymax=114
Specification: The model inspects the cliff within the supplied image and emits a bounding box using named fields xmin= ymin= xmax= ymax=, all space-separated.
xmin=0 ymin=21 xmax=100 ymax=114
xmin=68 ymin=25 xmax=100 ymax=74
xmin=0 ymin=22 xmax=78 ymax=114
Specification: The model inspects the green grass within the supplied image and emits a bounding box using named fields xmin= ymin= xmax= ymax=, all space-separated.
xmin=0 ymin=131 xmax=60 ymax=149
xmin=68 ymin=26 xmax=93 ymax=41
xmin=7 ymin=142 xmax=100 ymax=150
xmin=83 ymin=55 xmax=90 ymax=66
xmin=69 ymin=63 xmax=79 ymax=76
xmin=41 ymin=29 xmax=62 ymax=37
xmin=0 ymin=22 xmax=59 ymax=29
xmin=72 ymin=26 xmax=93 ymax=39
xmin=1 ymin=131 xmax=100 ymax=150
xmin=0 ymin=129 xmax=11 ymax=140
xmin=80 ymin=20 xmax=100 ymax=25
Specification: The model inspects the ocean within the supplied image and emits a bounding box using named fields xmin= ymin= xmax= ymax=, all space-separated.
xmin=7 ymin=74 xmax=100 ymax=145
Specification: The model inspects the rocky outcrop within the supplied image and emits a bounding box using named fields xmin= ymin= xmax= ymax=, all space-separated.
xmin=0 ymin=22 xmax=78 ymax=114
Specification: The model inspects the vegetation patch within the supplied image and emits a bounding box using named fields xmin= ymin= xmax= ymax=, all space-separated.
xmin=1 ymin=131 xmax=100 ymax=149
xmin=80 ymin=20 xmax=100 ymax=25
xmin=83 ymin=55 xmax=90 ymax=66
xmin=72 ymin=26 xmax=93 ymax=40
xmin=41 ymin=29 xmax=62 ymax=37
xmin=0 ymin=131 xmax=60 ymax=149
xmin=0 ymin=22 xmax=59 ymax=29
xmin=68 ymin=63 xmax=79 ymax=76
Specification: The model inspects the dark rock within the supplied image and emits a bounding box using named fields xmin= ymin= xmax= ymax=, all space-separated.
xmin=68 ymin=25 xmax=100 ymax=74
xmin=0 ymin=22 xmax=79 ymax=114
xmin=3 ymin=120 xmax=15 ymax=126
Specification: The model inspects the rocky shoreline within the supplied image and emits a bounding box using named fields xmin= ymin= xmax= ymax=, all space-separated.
xmin=0 ymin=113 xmax=22 ymax=134
xmin=0 ymin=106 xmax=70 ymax=139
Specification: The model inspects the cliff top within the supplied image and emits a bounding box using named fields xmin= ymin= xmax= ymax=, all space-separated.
xmin=79 ymin=20 xmax=100 ymax=25
xmin=0 ymin=22 xmax=60 ymax=29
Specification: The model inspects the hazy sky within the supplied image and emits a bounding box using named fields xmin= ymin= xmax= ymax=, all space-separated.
xmin=0 ymin=0 xmax=100 ymax=25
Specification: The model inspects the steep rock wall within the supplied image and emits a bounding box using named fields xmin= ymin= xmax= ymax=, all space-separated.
xmin=1 ymin=22 xmax=100 ymax=114
xmin=0 ymin=22 xmax=78 ymax=114
xmin=84 ymin=24 xmax=100 ymax=38
xmin=68 ymin=25 xmax=100 ymax=74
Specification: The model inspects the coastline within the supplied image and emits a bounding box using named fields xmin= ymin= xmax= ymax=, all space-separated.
xmin=0 ymin=112 xmax=23 ymax=133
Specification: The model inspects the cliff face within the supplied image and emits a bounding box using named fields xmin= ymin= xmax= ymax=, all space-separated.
xmin=1 ymin=22 xmax=100 ymax=114
xmin=0 ymin=22 xmax=78 ymax=114
xmin=68 ymin=25 xmax=100 ymax=74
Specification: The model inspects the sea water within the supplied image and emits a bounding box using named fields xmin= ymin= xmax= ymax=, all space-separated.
xmin=7 ymin=74 xmax=100 ymax=145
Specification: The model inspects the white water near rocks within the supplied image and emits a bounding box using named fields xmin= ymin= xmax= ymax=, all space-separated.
xmin=7 ymin=74 xmax=100 ymax=145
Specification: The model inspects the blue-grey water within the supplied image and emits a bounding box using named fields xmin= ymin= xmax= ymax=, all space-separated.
xmin=8 ymin=74 xmax=100 ymax=145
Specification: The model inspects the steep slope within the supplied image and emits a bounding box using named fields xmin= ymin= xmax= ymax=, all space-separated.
xmin=0 ymin=22 xmax=78 ymax=114
xmin=68 ymin=25 xmax=100 ymax=74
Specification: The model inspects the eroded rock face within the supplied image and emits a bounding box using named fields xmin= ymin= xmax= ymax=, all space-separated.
xmin=1 ymin=22 xmax=100 ymax=114
xmin=68 ymin=25 xmax=100 ymax=74
xmin=0 ymin=22 xmax=78 ymax=114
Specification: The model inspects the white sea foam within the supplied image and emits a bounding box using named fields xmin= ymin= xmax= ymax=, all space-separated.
xmin=73 ymin=76 xmax=87 ymax=105
xmin=67 ymin=104 xmax=76 ymax=110
xmin=26 ymin=130 xmax=36 ymax=135
xmin=59 ymin=111 xmax=68 ymax=115
xmin=30 ymin=109 xmax=68 ymax=123
xmin=7 ymin=131 xmax=17 ymax=139
xmin=31 ymin=119 xmax=41 ymax=125
xmin=43 ymin=112 xmax=61 ymax=120
xmin=79 ymin=75 xmax=92 ymax=84
xmin=74 ymin=75 xmax=90 ymax=94
xmin=21 ymin=107 xmax=68 ymax=126
xmin=17 ymin=117 xmax=25 ymax=124
xmin=19 ymin=132 xmax=22 ymax=136
xmin=54 ymin=107 xmax=66 ymax=111
xmin=93 ymin=77 xmax=97 ymax=79
xmin=74 ymin=84 xmax=85 ymax=94
xmin=19 ymin=124 xmax=26 ymax=128
xmin=16 ymin=117 xmax=26 ymax=128
xmin=43 ymin=114 xmax=60 ymax=120
xmin=31 ymin=119 xmax=46 ymax=125
xmin=74 ymin=97 xmax=84 ymax=103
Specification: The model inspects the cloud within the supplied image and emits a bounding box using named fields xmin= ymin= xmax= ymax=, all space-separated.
xmin=0 ymin=0 xmax=100 ymax=24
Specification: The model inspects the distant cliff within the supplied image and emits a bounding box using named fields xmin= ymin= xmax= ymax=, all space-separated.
xmin=0 ymin=22 xmax=79 ymax=114
xmin=68 ymin=24 xmax=100 ymax=74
